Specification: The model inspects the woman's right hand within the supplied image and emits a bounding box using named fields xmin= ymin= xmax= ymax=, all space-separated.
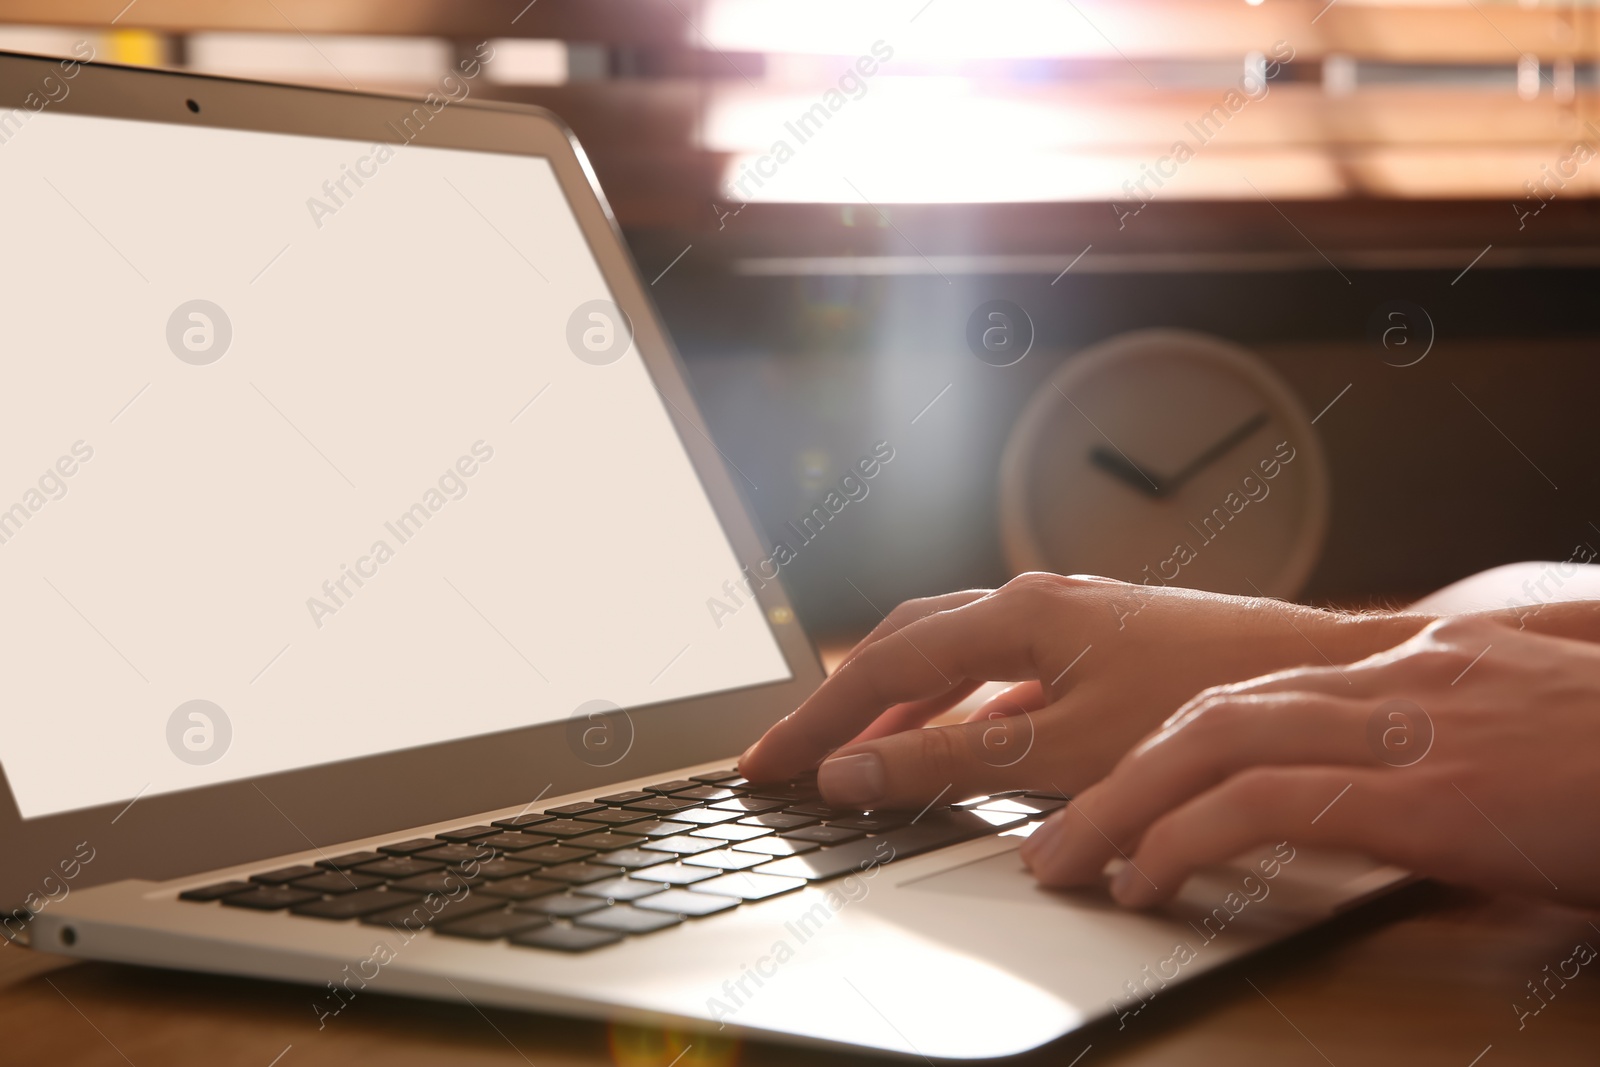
xmin=1021 ymin=616 xmax=1600 ymax=909
xmin=739 ymin=573 xmax=1429 ymax=810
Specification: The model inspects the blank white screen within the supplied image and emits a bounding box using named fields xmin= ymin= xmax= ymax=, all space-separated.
xmin=0 ymin=110 xmax=789 ymax=819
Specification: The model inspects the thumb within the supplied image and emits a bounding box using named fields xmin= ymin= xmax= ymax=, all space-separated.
xmin=817 ymin=715 xmax=1044 ymax=810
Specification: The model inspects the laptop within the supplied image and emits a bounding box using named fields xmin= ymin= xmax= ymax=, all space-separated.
xmin=0 ymin=50 xmax=1409 ymax=1059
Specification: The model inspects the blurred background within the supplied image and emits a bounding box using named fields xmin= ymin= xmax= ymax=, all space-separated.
xmin=6 ymin=0 xmax=1600 ymax=640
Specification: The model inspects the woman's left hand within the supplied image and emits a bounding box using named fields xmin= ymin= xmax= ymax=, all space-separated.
xmin=1021 ymin=616 xmax=1600 ymax=909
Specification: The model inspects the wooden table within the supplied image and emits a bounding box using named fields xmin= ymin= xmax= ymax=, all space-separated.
xmin=3 ymin=884 xmax=1597 ymax=1066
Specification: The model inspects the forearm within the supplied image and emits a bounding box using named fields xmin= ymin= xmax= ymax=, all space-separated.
xmin=1280 ymin=599 xmax=1600 ymax=669
xmin=1109 ymin=584 xmax=1433 ymax=690
xmin=1313 ymin=607 xmax=1437 ymax=662
xmin=1296 ymin=592 xmax=1600 ymax=666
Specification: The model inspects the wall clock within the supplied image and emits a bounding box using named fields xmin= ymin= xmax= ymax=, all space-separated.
xmin=999 ymin=329 xmax=1329 ymax=599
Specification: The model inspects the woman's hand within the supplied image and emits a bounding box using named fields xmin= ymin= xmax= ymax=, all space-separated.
xmin=1021 ymin=616 xmax=1600 ymax=909
xmin=739 ymin=572 xmax=1427 ymax=809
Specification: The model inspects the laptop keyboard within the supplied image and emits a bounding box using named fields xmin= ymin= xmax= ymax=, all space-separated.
xmin=177 ymin=770 xmax=1067 ymax=953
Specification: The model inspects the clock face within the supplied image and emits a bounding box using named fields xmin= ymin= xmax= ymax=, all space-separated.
xmin=999 ymin=330 xmax=1329 ymax=599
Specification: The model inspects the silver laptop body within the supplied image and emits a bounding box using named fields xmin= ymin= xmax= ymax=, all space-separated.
xmin=0 ymin=51 xmax=1407 ymax=1059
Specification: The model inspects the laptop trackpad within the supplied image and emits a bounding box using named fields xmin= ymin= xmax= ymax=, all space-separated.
xmin=892 ymin=839 xmax=1404 ymax=918
xmin=892 ymin=842 xmax=1126 ymax=912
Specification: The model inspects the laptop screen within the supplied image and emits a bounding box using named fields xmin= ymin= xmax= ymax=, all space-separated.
xmin=0 ymin=109 xmax=791 ymax=820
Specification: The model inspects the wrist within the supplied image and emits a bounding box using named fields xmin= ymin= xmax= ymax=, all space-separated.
xmin=1298 ymin=606 xmax=1435 ymax=666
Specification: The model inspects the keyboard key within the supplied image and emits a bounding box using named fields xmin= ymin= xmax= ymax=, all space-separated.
xmin=390 ymin=871 xmax=485 ymax=895
xmin=688 ymin=769 xmax=742 ymax=783
xmin=644 ymin=779 xmax=700 ymax=794
xmin=596 ymin=790 xmax=653 ymax=805
xmin=683 ymin=849 xmax=765 ymax=871
xmin=476 ymin=876 xmax=566 ymax=901
xmin=514 ymin=893 xmax=607 ymax=918
xmin=691 ymin=823 xmax=772 ymax=842
xmin=621 ymin=797 xmax=701 ymax=814
xmin=359 ymin=901 xmax=435 ymax=930
xmin=436 ymin=910 xmax=549 ymax=940
xmin=533 ymin=819 xmax=611 ymax=838
xmin=416 ymin=844 xmax=498 ymax=866
xmin=491 ymin=813 xmax=555 ymax=830
xmin=292 ymin=887 xmax=418 ymax=920
xmin=630 ymin=863 xmax=718 ymax=885
xmin=513 ymin=831 xmax=563 ymax=850
xmin=669 ymin=808 xmax=741 ymax=826
xmin=316 ymin=851 xmax=386 ymax=871
xmin=545 ymin=802 xmax=605 ymax=816
xmin=594 ymin=848 xmax=670 ymax=870
xmin=435 ymin=825 xmax=499 ymax=842
xmin=827 ymin=813 xmax=910 ymax=833
xmin=981 ymin=796 xmax=1068 ymax=816
xmin=564 ymin=832 xmax=644 ymax=852
xmin=782 ymin=825 xmax=865 ymax=845
xmin=577 ymin=905 xmax=682 ymax=934
xmin=574 ymin=808 xmax=652 ymax=827
xmin=757 ymin=809 xmax=1024 ymax=881
xmin=687 ymin=872 xmax=805 ymax=901
xmin=952 ymin=792 xmax=1024 ymax=808
xmin=223 ymin=886 xmax=322 ymax=910
xmin=470 ymin=858 xmax=540 ymax=881
xmin=732 ymin=837 xmax=819 ymax=857
xmin=627 ymin=820 xmax=696 ymax=837
xmin=353 ymin=856 xmax=444 ymax=880
xmin=511 ymin=924 xmax=622 ymax=952
xmin=638 ymin=835 xmax=723 ymax=856
xmin=575 ymin=878 xmax=666 ymax=902
xmin=785 ymin=804 xmax=848 ymax=819
xmin=250 ymin=864 xmax=321 ymax=885
xmin=745 ymin=785 xmax=821 ymax=803
xmin=517 ymin=843 xmax=596 ymax=866
xmin=739 ymin=812 xmax=818 ymax=831
xmin=670 ymin=786 xmax=744 ymax=801
xmin=380 ymin=838 xmax=445 ymax=856
xmin=634 ymin=889 xmax=740 ymax=918
xmin=710 ymin=797 xmax=786 ymax=815
xmin=360 ymin=895 xmax=500 ymax=930
xmin=291 ymin=871 xmax=385 ymax=895
xmin=967 ymin=807 xmax=1030 ymax=830
xmin=477 ymin=832 xmax=552 ymax=852
xmin=539 ymin=862 xmax=623 ymax=884
xmin=179 ymin=880 xmax=253 ymax=902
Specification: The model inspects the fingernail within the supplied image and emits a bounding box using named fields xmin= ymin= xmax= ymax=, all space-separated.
xmin=1109 ymin=862 xmax=1143 ymax=905
xmin=818 ymin=752 xmax=885 ymax=808
xmin=1019 ymin=812 xmax=1064 ymax=866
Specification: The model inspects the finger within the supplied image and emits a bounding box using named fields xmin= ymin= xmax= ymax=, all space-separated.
xmin=1022 ymin=693 xmax=1378 ymax=886
xmin=816 ymin=713 xmax=1052 ymax=810
xmin=836 ymin=589 xmax=992 ymax=666
xmin=740 ymin=591 xmax=991 ymax=782
xmin=964 ymin=681 xmax=1048 ymax=724
xmin=741 ymin=583 xmax=1066 ymax=781
xmin=1159 ymin=659 xmax=1381 ymax=730
xmin=1101 ymin=767 xmax=1404 ymax=907
xmin=843 ymin=678 xmax=1045 ymax=750
xmin=845 ymin=679 xmax=986 ymax=746
xmin=829 ymin=593 xmax=996 ymax=750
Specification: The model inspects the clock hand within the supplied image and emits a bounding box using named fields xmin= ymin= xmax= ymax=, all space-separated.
xmin=1161 ymin=410 xmax=1270 ymax=494
xmin=1088 ymin=447 xmax=1166 ymax=497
